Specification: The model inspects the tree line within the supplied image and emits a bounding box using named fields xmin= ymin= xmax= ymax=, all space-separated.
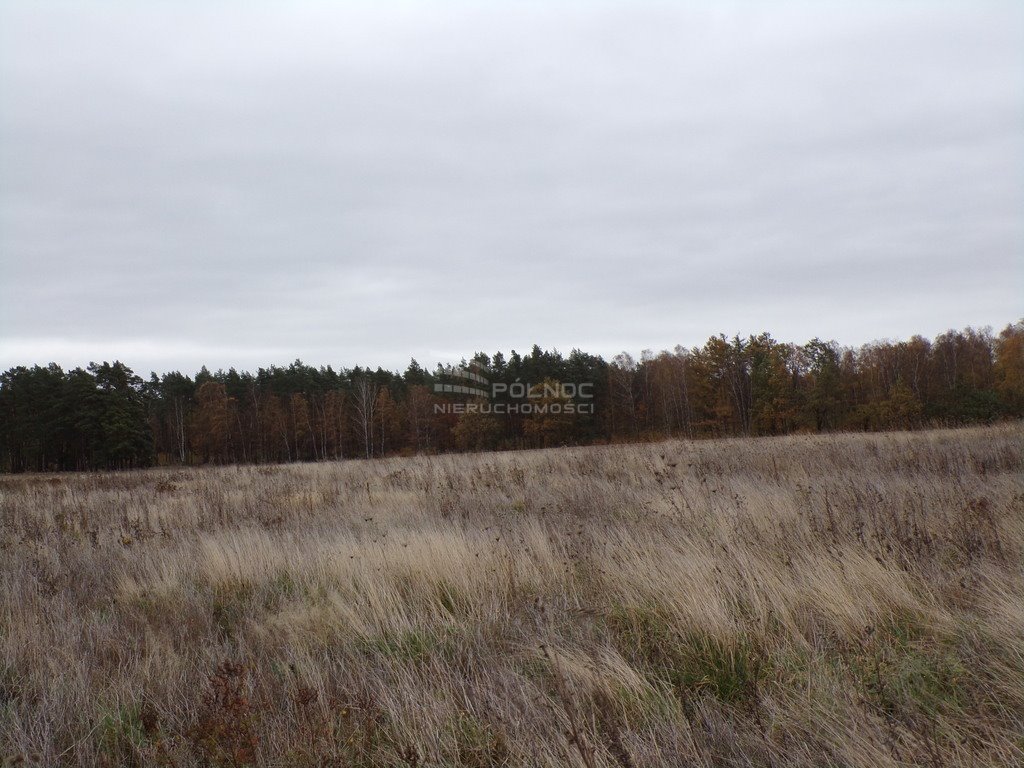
xmin=1 ymin=321 xmax=1021 ymax=472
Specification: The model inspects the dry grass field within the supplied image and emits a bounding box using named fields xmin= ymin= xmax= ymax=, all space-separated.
xmin=1 ymin=425 xmax=1023 ymax=767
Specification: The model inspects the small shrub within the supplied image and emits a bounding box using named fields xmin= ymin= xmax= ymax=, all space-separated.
xmin=189 ymin=661 xmax=258 ymax=768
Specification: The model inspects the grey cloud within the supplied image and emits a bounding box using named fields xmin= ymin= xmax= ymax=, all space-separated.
xmin=1 ymin=1 xmax=1021 ymax=376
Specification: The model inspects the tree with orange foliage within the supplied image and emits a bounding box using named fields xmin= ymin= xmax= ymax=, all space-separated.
xmin=523 ymin=379 xmax=575 ymax=448
xmin=995 ymin=321 xmax=1024 ymax=416
xmin=191 ymin=381 xmax=232 ymax=463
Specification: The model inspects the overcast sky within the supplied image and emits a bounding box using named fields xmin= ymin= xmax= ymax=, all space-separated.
xmin=1 ymin=1 xmax=1021 ymax=376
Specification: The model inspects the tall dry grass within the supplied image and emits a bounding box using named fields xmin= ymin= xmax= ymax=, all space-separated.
xmin=1 ymin=425 xmax=1022 ymax=766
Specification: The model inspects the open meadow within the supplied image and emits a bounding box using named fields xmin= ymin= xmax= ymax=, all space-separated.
xmin=1 ymin=425 xmax=1023 ymax=767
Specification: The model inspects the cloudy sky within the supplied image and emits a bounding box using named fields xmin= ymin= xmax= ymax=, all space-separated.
xmin=1 ymin=1 xmax=1021 ymax=375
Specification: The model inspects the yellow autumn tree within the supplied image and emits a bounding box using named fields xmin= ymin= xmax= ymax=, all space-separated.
xmin=191 ymin=381 xmax=232 ymax=463
xmin=523 ymin=379 xmax=575 ymax=447
xmin=452 ymin=398 xmax=502 ymax=451
xmin=995 ymin=321 xmax=1024 ymax=415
